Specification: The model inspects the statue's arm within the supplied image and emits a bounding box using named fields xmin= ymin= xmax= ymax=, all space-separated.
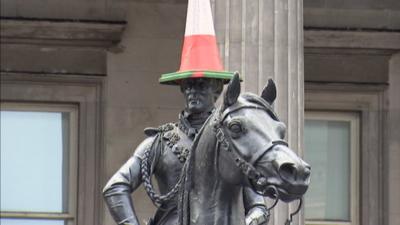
xmin=243 ymin=187 xmax=269 ymax=225
xmin=103 ymin=137 xmax=156 ymax=225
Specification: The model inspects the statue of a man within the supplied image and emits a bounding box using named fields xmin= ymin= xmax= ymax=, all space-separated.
xmin=103 ymin=77 xmax=269 ymax=225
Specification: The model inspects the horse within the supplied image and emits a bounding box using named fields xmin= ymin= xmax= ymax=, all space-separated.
xmin=177 ymin=74 xmax=311 ymax=225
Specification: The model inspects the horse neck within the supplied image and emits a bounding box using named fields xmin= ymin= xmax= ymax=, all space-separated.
xmin=188 ymin=113 xmax=244 ymax=225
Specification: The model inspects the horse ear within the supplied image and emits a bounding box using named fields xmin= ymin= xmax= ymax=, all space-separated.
xmin=223 ymin=72 xmax=241 ymax=109
xmin=261 ymin=79 xmax=276 ymax=105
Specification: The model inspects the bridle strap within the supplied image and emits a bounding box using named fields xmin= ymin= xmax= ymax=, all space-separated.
xmin=265 ymin=185 xmax=279 ymax=211
xmin=213 ymin=110 xmax=288 ymax=184
xmin=264 ymin=186 xmax=303 ymax=225
xmin=219 ymin=104 xmax=279 ymax=124
xmin=215 ymin=127 xmax=262 ymax=180
xmin=251 ymin=140 xmax=288 ymax=165
xmin=285 ymin=198 xmax=303 ymax=225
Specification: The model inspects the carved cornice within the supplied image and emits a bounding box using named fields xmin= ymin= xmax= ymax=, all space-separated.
xmin=0 ymin=19 xmax=126 ymax=47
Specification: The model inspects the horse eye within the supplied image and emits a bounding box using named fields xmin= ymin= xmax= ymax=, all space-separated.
xmin=229 ymin=121 xmax=243 ymax=133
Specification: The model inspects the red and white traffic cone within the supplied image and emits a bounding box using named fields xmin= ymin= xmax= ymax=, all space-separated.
xmin=159 ymin=0 xmax=234 ymax=84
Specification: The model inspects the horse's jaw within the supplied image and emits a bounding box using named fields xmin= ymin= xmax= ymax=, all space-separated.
xmin=273 ymin=185 xmax=309 ymax=202
xmin=252 ymin=145 xmax=311 ymax=202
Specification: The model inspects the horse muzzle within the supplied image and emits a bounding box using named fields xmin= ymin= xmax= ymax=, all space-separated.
xmin=275 ymin=160 xmax=311 ymax=202
xmin=253 ymin=144 xmax=311 ymax=202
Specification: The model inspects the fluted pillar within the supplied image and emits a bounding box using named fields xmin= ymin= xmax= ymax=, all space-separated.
xmin=212 ymin=0 xmax=304 ymax=225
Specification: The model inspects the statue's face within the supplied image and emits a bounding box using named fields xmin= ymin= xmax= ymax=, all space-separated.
xmin=180 ymin=78 xmax=217 ymax=114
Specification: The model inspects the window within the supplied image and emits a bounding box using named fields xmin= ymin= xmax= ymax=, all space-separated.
xmin=1 ymin=103 xmax=78 ymax=225
xmin=304 ymin=111 xmax=360 ymax=225
xmin=1 ymin=73 xmax=104 ymax=225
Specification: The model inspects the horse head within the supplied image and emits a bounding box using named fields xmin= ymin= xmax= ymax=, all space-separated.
xmin=215 ymin=73 xmax=311 ymax=203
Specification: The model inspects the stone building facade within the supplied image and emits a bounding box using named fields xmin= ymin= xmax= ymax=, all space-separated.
xmin=1 ymin=0 xmax=399 ymax=225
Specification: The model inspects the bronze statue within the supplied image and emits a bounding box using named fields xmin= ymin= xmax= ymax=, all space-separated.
xmin=103 ymin=73 xmax=310 ymax=225
xmin=103 ymin=74 xmax=272 ymax=225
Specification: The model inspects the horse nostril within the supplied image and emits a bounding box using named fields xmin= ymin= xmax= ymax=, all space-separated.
xmin=303 ymin=166 xmax=311 ymax=181
xmin=279 ymin=163 xmax=297 ymax=181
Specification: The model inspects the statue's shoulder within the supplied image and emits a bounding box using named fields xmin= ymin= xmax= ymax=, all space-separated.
xmin=133 ymin=136 xmax=157 ymax=160
xmin=135 ymin=122 xmax=177 ymax=159
xmin=156 ymin=123 xmax=181 ymax=148
xmin=143 ymin=122 xmax=176 ymax=137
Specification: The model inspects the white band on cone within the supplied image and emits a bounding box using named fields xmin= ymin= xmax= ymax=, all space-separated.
xmin=185 ymin=0 xmax=216 ymax=36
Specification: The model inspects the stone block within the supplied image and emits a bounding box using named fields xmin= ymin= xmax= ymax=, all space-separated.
xmin=107 ymin=37 xmax=182 ymax=73
xmin=305 ymin=52 xmax=389 ymax=84
xmin=304 ymin=8 xmax=400 ymax=30
xmin=122 ymin=2 xmax=186 ymax=39
xmin=14 ymin=0 xmax=108 ymax=21
xmin=304 ymin=0 xmax=326 ymax=8
xmin=1 ymin=44 xmax=106 ymax=74
xmin=105 ymin=69 xmax=183 ymax=108
xmin=0 ymin=0 xmax=17 ymax=17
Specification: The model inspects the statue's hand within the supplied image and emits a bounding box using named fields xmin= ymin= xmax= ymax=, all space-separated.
xmin=245 ymin=206 xmax=270 ymax=225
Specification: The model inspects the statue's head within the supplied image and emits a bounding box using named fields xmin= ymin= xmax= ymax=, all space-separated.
xmin=180 ymin=78 xmax=223 ymax=114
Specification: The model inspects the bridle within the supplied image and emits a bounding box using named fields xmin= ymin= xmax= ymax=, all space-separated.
xmin=213 ymin=104 xmax=302 ymax=225
xmin=264 ymin=185 xmax=303 ymax=225
xmin=212 ymin=104 xmax=288 ymax=194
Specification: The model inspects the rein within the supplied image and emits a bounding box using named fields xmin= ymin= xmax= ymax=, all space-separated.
xmin=265 ymin=185 xmax=303 ymax=225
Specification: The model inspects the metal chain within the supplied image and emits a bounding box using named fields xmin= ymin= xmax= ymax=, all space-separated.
xmin=141 ymin=133 xmax=188 ymax=208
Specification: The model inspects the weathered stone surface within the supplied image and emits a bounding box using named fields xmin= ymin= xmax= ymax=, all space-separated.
xmin=305 ymin=30 xmax=400 ymax=50
xmin=1 ymin=0 xmax=121 ymax=21
xmin=1 ymin=44 xmax=107 ymax=75
xmin=303 ymin=0 xmax=400 ymax=29
xmin=387 ymin=53 xmax=400 ymax=225
xmin=305 ymin=50 xmax=390 ymax=84
xmin=1 ymin=20 xmax=125 ymax=46
xmin=103 ymin=2 xmax=185 ymax=224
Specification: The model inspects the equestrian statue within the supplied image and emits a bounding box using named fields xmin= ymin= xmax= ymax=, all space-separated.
xmin=103 ymin=74 xmax=273 ymax=225
xmin=103 ymin=0 xmax=310 ymax=224
xmin=103 ymin=74 xmax=311 ymax=225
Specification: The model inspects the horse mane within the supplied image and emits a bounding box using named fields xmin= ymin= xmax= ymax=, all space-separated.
xmin=177 ymin=111 xmax=217 ymax=225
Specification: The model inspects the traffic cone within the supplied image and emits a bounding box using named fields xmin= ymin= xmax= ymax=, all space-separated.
xmin=159 ymin=0 xmax=234 ymax=85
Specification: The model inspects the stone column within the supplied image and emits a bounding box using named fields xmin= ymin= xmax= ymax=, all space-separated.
xmin=212 ymin=0 xmax=304 ymax=225
xmin=387 ymin=53 xmax=400 ymax=225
